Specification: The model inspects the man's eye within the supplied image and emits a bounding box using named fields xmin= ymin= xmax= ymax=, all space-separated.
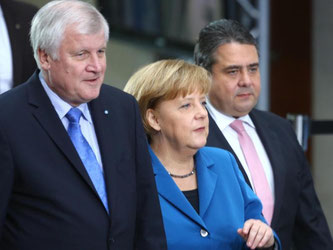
xmin=76 ymin=52 xmax=85 ymax=58
xmin=249 ymin=67 xmax=258 ymax=73
xmin=227 ymin=70 xmax=238 ymax=75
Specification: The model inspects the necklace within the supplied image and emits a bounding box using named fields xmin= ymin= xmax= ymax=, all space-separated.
xmin=168 ymin=165 xmax=196 ymax=179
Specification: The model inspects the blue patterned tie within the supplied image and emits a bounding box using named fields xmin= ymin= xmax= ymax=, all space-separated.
xmin=66 ymin=108 xmax=109 ymax=213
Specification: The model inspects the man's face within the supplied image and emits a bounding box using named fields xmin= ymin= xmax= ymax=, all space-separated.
xmin=40 ymin=25 xmax=107 ymax=106
xmin=209 ymin=43 xmax=260 ymax=117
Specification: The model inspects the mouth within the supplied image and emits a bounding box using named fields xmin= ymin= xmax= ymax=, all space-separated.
xmin=84 ymin=76 xmax=102 ymax=85
xmin=236 ymin=92 xmax=253 ymax=98
xmin=236 ymin=87 xmax=254 ymax=98
xmin=194 ymin=126 xmax=206 ymax=132
xmin=86 ymin=76 xmax=99 ymax=81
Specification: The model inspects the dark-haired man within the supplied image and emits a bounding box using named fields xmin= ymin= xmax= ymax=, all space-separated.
xmin=195 ymin=19 xmax=333 ymax=250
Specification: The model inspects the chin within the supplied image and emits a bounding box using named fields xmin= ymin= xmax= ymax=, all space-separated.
xmin=85 ymin=89 xmax=101 ymax=100
xmin=196 ymin=140 xmax=207 ymax=149
xmin=234 ymin=106 xmax=252 ymax=116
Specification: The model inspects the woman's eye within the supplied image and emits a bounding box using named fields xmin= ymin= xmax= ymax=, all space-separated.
xmin=180 ymin=103 xmax=190 ymax=109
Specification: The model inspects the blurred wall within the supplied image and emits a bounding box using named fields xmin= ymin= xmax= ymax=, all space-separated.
xmin=313 ymin=0 xmax=333 ymax=234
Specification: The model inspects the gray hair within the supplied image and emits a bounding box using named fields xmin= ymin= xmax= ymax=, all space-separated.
xmin=30 ymin=0 xmax=109 ymax=68
xmin=194 ymin=19 xmax=258 ymax=72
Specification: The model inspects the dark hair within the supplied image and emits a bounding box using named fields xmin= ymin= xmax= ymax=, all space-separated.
xmin=194 ymin=19 xmax=258 ymax=72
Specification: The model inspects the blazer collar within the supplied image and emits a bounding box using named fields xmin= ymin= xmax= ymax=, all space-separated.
xmin=27 ymin=71 xmax=87 ymax=178
xmin=195 ymin=149 xmax=218 ymax=218
xmin=208 ymin=112 xmax=252 ymax=185
xmin=88 ymin=89 xmax=122 ymax=217
xmin=150 ymin=147 xmax=218 ymax=230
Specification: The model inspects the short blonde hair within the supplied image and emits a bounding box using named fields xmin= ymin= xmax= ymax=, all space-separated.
xmin=124 ymin=59 xmax=211 ymax=139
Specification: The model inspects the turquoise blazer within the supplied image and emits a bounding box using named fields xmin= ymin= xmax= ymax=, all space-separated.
xmin=149 ymin=146 xmax=281 ymax=250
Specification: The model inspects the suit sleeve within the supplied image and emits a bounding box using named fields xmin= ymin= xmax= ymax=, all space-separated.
xmin=291 ymin=137 xmax=333 ymax=249
xmin=131 ymin=99 xmax=167 ymax=250
xmin=0 ymin=121 xmax=14 ymax=236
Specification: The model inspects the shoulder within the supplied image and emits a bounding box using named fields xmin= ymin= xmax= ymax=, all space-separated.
xmin=199 ymin=146 xmax=235 ymax=163
xmin=97 ymin=84 xmax=141 ymax=120
xmin=99 ymin=84 xmax=137 ymax=104
xmin=0 ymin=82 xmax=31 ymax=130
xmin=198 ymin=147 xmax=240 ymax=180
xmin=250 ymin=108 xmax=293 ymax=130
xmin=0 ymin=81 xmax=28 ymax=106
xmin=251 ymin=108 xmax=303 ymax=155
xmin=251 ymin=108 xmax=289 ymax=124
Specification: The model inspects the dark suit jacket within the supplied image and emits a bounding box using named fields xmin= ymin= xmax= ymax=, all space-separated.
xmin=207 ymin=109 xmax=333 ymax=250
xmin=0 ymin=0 xmax=37 ymax=87
xmin=0 ymin=72 xmax=167 ymax=250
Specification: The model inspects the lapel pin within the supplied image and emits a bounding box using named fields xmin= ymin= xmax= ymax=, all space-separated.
xmin=104 ymin=110 xmax=109 ymax=115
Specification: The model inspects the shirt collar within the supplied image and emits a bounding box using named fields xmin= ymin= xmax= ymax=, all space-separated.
xmin=206 ymin=97 xmax=255 ymax=129
xmin=39 ymin=72 xmax=92 ymax=123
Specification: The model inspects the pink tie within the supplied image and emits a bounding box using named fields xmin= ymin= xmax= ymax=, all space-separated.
xmin=230 ymin=120 xmax=274 ymax=224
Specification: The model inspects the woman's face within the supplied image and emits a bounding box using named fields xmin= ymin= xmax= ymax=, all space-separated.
xmin=149 ymin=90 xmax=209 ymax=153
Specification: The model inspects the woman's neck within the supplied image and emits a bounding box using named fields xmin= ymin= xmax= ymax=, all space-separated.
xmin=151 ymin=141 xmax=198 ymax=191
xmin=150 ymin=140 xmax=196 ymax=175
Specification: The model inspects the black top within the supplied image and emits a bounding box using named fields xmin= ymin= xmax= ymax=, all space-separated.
xmin=182 ymin=189 xmax=199 ymax=214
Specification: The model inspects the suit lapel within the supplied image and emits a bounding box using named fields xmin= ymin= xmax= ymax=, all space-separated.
xmin=88 ymin=91 xmax=121 ymax=216
xmin=195 ymin=149 xmax=218 ymax=218
xmin=208 ymin=113 xmax=252 ymax=186
xmin=150 ymin=148 xmax=207 ymax=229
xmin=250 ymin=110 xmax=287 ymax=226
xmin=27 ymin=73 xmax=104 ymax=206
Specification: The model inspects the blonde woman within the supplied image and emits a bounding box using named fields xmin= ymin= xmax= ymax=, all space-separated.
xmin=124 ymin=59 xmax=280 ymax=250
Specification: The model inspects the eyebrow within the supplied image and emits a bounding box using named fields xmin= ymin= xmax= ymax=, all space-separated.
xmin=182 ymin=95 xmax=206 ymax=101
xmin=224 ymin=62 xmax=259 ymax=70
xmin=248 ymin=63 xmax=259 ymax=68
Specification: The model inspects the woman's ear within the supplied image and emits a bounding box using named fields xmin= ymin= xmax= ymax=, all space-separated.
xmin=146 ymin=108 xmax=161 ymax=132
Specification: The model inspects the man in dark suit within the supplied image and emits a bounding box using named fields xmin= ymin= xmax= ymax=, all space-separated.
xmin=194 ymin=19 xmax=333 ymax=250
xmin=0 ymin=0 xmax=37 ymax=92
xmin=0 ymin=1 xmax=166 ymax=249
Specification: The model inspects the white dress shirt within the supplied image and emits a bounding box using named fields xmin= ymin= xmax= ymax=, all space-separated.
xmin=206 ymin=99 xmax=275 ymax=198
xmin=39 ymin=72 xmax=103 ymax=170
xmin=0 ymin=4 xmax=13 ymax=94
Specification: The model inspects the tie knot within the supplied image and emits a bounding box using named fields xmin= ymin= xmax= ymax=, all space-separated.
xmin=230 ymin=119 xmax=245 ymax=134
xmin=66 ymin=108 xmax=82 ymax=124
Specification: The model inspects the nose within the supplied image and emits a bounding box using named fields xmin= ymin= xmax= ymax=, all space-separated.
xmin=239 ymin=71 xmax=252 ymax=87
xmin=87 ymin=54 xmax=103 ymax=73
xmin=195 ymin=103 xmax=208 ymax=120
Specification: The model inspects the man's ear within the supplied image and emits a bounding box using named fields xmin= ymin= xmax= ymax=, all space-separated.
xmin=146 ymin=108 xmax=161 ymax=132
xmin=38 ymin=48 xmax=52 ymax=70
